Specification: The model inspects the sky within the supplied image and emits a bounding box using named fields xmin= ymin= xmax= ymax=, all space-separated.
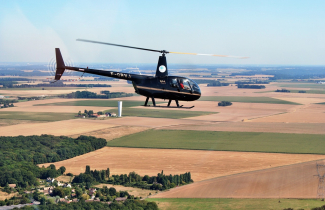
xmin=0 ymin=0 xmax=324 ymax=65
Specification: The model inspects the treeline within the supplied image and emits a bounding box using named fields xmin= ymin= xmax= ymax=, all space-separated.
xmin=275 ymin=89 xmax=290 ymax=92
xmin=59 ymin=90 xmax=133 ymax=99
xmin=0 ymin=135 xmax=107 ymax=187
xmin=235 ymin=81 xmax=269 ymax=85
xmin=16 ymin=199 xmax=158 ymax=210
xmin=72 ymin=166 xmax=193 ymax=191
xmin=0 ymin=99 xmax=16 ymax=108
xmin=206 ymin=81 xmax=229 ymax=86
xmin=237 ymin=84 xmax=265 ymax=89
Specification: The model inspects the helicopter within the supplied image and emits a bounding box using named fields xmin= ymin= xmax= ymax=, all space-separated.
xmin=55 ymin=39 xmax=247 ymax=108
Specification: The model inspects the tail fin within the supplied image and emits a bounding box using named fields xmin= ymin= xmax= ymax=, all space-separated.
xmin=55 ymin=48 xmax=66 ymax=80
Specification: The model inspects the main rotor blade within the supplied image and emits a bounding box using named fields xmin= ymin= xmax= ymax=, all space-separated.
xmin=77 ymin=39 xmax=165 ymax=53
xmin=169 ymin=51 xmax=249 ymax=59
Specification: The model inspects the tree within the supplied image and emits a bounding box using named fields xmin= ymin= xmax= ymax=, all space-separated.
xmin=59 ymin=166 xmax=66 ymax=175
xmin=106 ymin=168 xmax=110 ymax=178
xmin=85 ymin=165 xmax=90 ymax=174
xmin=52 ymin=187 xmax=65 ymax=197
xmin=108 ymin=187 xmax=116 ymax=196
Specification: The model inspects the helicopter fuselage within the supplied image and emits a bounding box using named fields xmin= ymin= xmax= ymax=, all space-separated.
xmin=64 ymin=66 xmax=201 ymax=101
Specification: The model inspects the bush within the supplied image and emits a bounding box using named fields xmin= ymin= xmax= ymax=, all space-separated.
xmin=218 ymin=101 xmax=232 ymax=106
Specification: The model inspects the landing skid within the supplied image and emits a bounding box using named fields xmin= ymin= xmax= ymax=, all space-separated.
xmin=143 ymin=105 xmax=194 ymax=109
xmin=143 ymin=97 xmax=194 ymax=109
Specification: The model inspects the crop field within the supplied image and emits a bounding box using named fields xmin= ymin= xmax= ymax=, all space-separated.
xmin=147 ymin=198 xmax=325 ymax=210
xmin=272 ymin=89 xmax=325 ymax=94
xmin=36 ymin=100 xmax=152 ymax=107
xmin=152 ymin=160 xmax=323 ymax=199
xmin=279 ymin=83 xmax=325 ymax=89
xmin=40 ymin=147 xmax=325 ymax=182
xmin=106 ymin=108 xmax=215 ymax=119
xmin=199 ymin=96 xmax=300 ymax=104
xmin=107 ymin=130 xmax=325 ymax=154
xmin=0 ymin=111 xmax=75 ymax=121
xmin=0 ymin=119 xmax=118 ymax=136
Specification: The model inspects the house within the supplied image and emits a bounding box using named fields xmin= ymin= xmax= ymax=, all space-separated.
xmin=89 ymin=188 xmax=97 ymax=196
xmin=8 ymin=184 xmax=16 ymax=188
xmin=72 ymin=198 xmax=78 ymax=202
xmin=115 ymin=197 xmax=127 ymax=202
xmin=64 ymin=183 xmax=71 ymax=188
xmin=46 ymin=177 xmax=55 ymax=183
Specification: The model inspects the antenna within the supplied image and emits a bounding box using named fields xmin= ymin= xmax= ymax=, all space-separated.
xmin=315 ymin=162 xmax=325 ymax=200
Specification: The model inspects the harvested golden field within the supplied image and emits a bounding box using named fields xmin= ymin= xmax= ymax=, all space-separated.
xmin=40 ymin=147 xmax=325 ymax=182
xmin=95 ymin=184 xmax=155 ymax=198
xmin=69 ymin=126 xmax=149 ymax=141
xmin=0 ymin=119 xmax=117 ymax=136
xmin=252 ymin=104 xmax=325 ymax=123
xmin=152 ymin=160 xmax=324 ymax=198
xmin=165 ymin=121 xmax=325 ymax=134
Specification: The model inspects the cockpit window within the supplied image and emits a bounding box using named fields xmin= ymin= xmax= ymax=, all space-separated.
xmin=170 ymin=78 xmax=178 ymax=88
xmin=178 ymin=79 xmax=191 ymax=90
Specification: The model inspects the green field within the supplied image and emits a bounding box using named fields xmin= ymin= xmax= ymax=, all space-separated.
xmin=35 ymin=100 xmax=154 ymax=107
xmin=199 ymin=96 xmax=300 ymax=105
xmin=0 ymin=111 xmax=75 ymax=121
xmin=147 ymin=198 xmax=325 ymax=210
xmin=107 ymin=130 xmax=325 ymax=154
xmin=106 ymin=108 xmax=215 ymax=119
xmin=279 ymin=83 xmax=325 ymax=89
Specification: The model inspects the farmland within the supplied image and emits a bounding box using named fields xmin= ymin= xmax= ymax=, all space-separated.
xmin=107 ymin=130 xmax=325 ymax=154
xmin=106 ymin=108 xmax=215 ymax=119
xmin=35 ymin=99 xmax=148 ymax=107
xmin=147 ymin=198 xmax=325 ymax=210
xmin=0 ymin=111 xmax=75 ymax=121
xmin=40 ymin=147 xmax=325 ymax=182
xmin=199 ymin=96 xmax=301 ymax=104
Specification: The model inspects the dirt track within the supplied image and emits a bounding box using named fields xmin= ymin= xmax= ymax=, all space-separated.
xmin=152 ymin=160 xmax=324 ymax=198
xmin=40 ymin=147 xmax=325 ymax=182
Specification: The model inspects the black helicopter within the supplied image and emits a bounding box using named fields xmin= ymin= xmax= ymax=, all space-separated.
xmin=55 ymin=39 xmax=246 ymax=108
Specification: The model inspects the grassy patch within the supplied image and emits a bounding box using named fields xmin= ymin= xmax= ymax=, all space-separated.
xmin=279 ymin=83 xmax=325 ymax=89
xmin=199 ymin=96 xmax=300 ymax=105
xmin=107 ymin=130 xmax=325 ymax=154
xmin=0 ymin=111 xmax=75 ymax=121
xmin=147 ymin=198 xmax=325 ymax=210
xmin=35 ymin=100 xmax=153 ymax=107
xmin=106 ymin=108 xmax=215 ymax=119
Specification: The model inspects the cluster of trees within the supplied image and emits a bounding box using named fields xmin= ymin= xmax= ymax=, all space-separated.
xmin=60 ymin=90 xmax=133 ymax=99
xmin=299 ymin=90 xmax=306 ymax=93
xmin=73 ymin=166 xmax=193 ymax=191
xmin=237 ymin=84 xmax=266 ymax=89
xmin=16 ymin=199 xmax=158 ymax=210
xmin=275 ymin=89 xmax=290 ymax=92
xmin=218 ymin=101 xmax=232 ymax=106
xmin=0 ymin=99 xmax=16 ymax=108
xmin=0 ymin=135 xmax=107 ymax=188
xmin=235 ymin=81 xmax=269 ymax=85
xmin=207 ymin=81 xmax=229 ymax=87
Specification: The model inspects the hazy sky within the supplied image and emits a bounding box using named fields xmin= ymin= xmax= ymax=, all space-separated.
xmin=0 ymin=0 xmax=324 ymax=65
